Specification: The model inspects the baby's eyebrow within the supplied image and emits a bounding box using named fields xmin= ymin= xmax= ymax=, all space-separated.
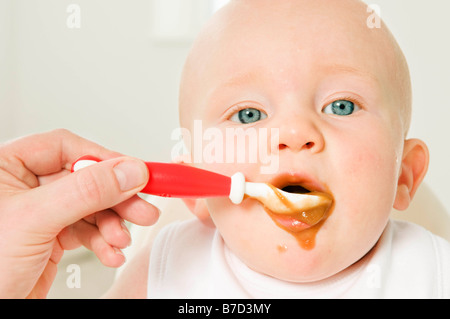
xmin=322 ymin=64 xmax=379 ymax=83
xmin=221 ymin=69 xmax=266 ymax=88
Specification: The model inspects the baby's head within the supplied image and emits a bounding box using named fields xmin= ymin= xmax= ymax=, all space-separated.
xmin=178 ymin=0 xmax=429 ymax=282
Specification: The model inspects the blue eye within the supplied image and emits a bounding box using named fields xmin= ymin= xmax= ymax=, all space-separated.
xmin=229 ymin=108 xmax=268 ymax=124
xmin=323 ymin=100 xmax=360 ymax=116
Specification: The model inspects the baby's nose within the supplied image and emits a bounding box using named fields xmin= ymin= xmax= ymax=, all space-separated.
xmin=276 ymin=116 xmax=325 ymax=153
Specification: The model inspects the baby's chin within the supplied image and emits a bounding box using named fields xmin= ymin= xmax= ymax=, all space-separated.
xmin=207 ymin=197 xmax=353 ymax=282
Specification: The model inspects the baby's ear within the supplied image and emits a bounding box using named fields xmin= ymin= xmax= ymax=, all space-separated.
xmin=393 ymin=139 xmax=429 ymax=211
xmin=172 ymin=155 xmax=215 ymax=227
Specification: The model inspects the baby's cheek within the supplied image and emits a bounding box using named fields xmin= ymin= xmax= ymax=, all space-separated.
xmin=340 ymin=131 xmax=396 ymax=183
xmin=336 ymin=140 xmax=397 ymax=227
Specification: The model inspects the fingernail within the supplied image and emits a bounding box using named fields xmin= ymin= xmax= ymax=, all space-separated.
xmin=113 ymin=159 xmax=148 ymax=191
xmin=113 ymin=247 xmax=126 ymax=264
xmin=121 ymin=220 xmax=132 ymax=246
xmin=113 ymin=247 xmax=124 ymax=256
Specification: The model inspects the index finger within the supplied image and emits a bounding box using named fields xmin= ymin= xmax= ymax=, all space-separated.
xmin=1 ymin=129 xmax=122 ymax=177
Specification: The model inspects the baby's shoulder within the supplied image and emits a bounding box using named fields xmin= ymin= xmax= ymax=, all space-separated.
xmin=147 ymin=219 xmax=218 ymax=298
xmin=149 ymin=218 xmax=217 ymax=271
xmin=153 ymin=219 xmax=216 ymax=248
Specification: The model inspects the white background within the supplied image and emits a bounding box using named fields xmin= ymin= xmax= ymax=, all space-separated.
xmin=0 ymin=0 xmax=449 ymax=215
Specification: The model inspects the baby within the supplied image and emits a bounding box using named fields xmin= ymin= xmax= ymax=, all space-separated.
xmin=107 ymin=0 xmax=450 ymax=298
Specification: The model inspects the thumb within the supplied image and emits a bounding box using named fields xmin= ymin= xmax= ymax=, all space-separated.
xmin=21 ymin=157 xmax=149 ymax=233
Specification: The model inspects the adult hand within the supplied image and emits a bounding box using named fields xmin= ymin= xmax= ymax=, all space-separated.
xmin=0 ymin=129 xmax=160 ymax=298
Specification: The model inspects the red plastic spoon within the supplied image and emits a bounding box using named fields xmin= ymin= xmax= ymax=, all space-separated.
xmin=71 ymin=155 xmax=332 ymax=223
xmin=71 ymin=155 xmax=245 ymax=203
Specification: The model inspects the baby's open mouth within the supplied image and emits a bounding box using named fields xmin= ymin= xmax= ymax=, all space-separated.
xmin=243 ymin=173 xmax=334 ymax=249
xmin=244 ymin=174 xmax=334 ymax=249
xmin=281 ymin=184 xmax=311 ymax=194
xmin=251 ymin=178 xmax=333 ymax=231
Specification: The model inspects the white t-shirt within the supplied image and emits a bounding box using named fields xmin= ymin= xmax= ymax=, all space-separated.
xmin=147 ymin=218 xmax=450 ymax=298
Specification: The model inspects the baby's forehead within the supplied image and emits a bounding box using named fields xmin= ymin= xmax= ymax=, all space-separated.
xmin=193 ymin=0 xmax=395 ymax=80
xmin=180 ymin=0 xmax=411 ymax=133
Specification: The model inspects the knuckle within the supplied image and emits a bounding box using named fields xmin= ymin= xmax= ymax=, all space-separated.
xmin=75 ymin=169 xmax=105 ymax=210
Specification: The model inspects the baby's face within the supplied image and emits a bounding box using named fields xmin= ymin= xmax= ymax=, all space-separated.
xmin=180 ymin=0 xmax=410 ymax=282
